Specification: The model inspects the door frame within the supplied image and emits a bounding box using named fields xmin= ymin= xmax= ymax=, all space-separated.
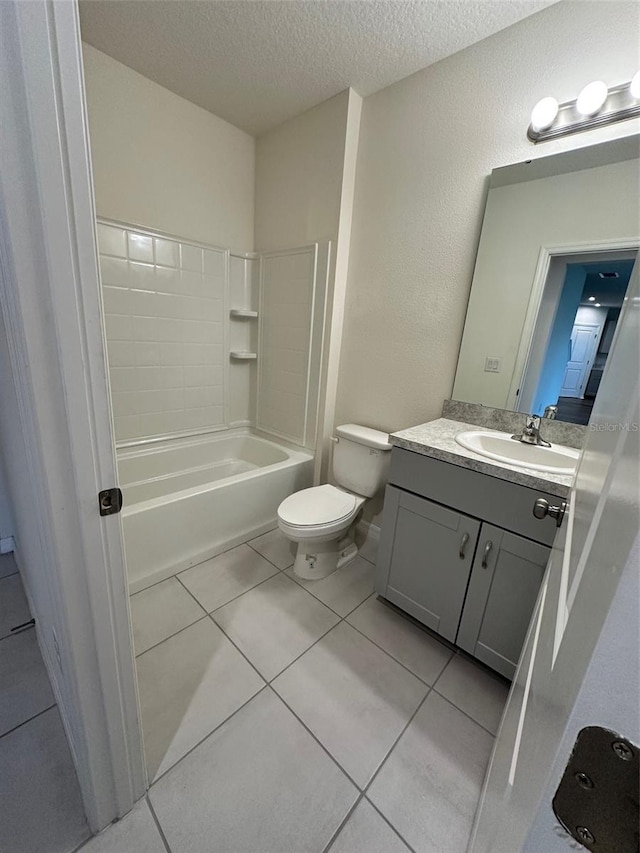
xmin=507 ymin=239 xmax=638 ymax=410
xmin=0 ymin=0 xmax=145 ymax=830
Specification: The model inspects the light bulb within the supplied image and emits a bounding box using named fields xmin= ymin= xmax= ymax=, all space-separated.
xmin=588 ymin=296 xmax=596 ymax=301
xmin=630 ymin=70 xmax=640 ymax=99
xmin=595 ymin=303 xmax=601 ymax=307
xmin=576 ymin=81 xmax=608 ymax=116
xmin=530 ymin=96 xmax=559 ymax=132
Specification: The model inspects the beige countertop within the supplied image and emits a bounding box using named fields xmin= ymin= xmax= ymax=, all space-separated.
xmin=390 ymin=418 xmax=576 ymax=497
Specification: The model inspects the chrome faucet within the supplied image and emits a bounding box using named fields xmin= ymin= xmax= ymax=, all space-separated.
xmin=511 ymin=415 xmax=551 ymax=447
xmin=543 ymin=405 xmax=558 ymax=420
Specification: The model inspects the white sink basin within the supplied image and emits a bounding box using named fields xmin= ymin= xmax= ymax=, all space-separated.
xmin=455 ymin=430 xmax=579 ymax=474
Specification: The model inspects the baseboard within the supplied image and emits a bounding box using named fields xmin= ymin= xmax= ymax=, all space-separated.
xmin=0 ymin=536 xmax=15 ymax=554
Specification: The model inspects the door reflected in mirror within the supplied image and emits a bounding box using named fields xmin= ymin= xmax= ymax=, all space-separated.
xmin=452 ymin=136 xmax=639 ymax=426
xmin=519 ymin=255 xmax=635 ymax=424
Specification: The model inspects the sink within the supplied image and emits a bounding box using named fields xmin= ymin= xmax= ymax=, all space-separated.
xmin=455 ymin=430 xmax=580 ymax=474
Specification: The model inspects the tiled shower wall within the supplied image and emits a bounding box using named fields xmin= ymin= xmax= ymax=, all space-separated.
xmin=98 ymin=222 xmax=227 ymax=442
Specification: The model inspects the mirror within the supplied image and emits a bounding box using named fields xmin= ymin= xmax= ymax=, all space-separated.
xmin=453 ymin=136 xmax=639 ymax=425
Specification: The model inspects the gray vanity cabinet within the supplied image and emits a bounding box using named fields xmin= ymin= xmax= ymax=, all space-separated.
xmin=377 ymin=447 xmax=562 ymax=679
xmin=456 ymin=526 xmax=550 ymax=679
xmin=380 ymin=486 xmax=480 ymax=643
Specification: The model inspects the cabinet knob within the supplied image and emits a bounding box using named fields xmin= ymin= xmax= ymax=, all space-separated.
xmin=459 ymin=532 xmax=470 ymax=559
xmin=533 ymin=497 xmax=568 ymax=528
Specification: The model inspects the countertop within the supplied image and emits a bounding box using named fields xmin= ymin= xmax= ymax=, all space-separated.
xmin=390 ymin=418 xmax=575 ymax=497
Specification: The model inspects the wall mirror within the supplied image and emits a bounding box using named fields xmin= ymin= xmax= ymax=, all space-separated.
xmin=452 ymin=135 xmax=639 ymax=425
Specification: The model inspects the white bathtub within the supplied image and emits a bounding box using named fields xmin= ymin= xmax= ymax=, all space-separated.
xmin=117 ymin=430 xmax=314 ymax=592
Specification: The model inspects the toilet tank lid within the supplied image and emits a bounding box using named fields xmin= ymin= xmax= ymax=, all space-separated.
xmin=335 ymin=424 xmax=391 ymax=450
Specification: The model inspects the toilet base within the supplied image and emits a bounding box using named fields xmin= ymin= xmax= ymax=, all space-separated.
xmin=292 ymin=532 xmax=359 ymax=580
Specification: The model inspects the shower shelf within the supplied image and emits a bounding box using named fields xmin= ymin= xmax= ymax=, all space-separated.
xmin=229 ymin=309 xmax=258 ymax=319
xmin=230 ymin=351 xmax=257 ymax=360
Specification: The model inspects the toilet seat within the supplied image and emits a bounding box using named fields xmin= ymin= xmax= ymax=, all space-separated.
xmin=278 ymin=484 xmax=357 ymax=528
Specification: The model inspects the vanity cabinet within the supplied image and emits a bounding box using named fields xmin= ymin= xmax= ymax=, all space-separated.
xmin=378 ymin=487 xmax=480 ymax=643
xmin=455 ymin=526 xmax=549 ymax=677
xmin=376 ymin=447 xmax=560 ymax=679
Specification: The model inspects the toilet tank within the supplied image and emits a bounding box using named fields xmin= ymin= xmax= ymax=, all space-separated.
xmin=333 ymin=424 xmax=392 ymax=497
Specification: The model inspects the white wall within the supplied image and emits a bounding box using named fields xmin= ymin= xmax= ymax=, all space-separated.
xmin=82 ymin=44 xmax=254 ymax=250
xmin=335 ymin=0 xmax=640 ymax=437
xmin=254 ymin=89 xmax=361 ymax=461
xmin=453 ymin=159 xmax=638 ymax=408
xmin=255 ymin=90 xmax=351 ymax=251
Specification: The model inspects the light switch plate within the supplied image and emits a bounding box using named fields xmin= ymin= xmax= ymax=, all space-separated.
xmin=484 ymin=357 xmax=502 ymax=373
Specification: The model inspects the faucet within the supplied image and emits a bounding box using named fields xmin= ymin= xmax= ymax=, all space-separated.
xmin=543 ymin=405 xmax=558 ymax=420
xmin=511 ymin=415 xmax=551 ymax=447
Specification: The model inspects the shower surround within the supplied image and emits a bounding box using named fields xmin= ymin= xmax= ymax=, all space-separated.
xmin=98 ymin=220 xmax=325 ymax=589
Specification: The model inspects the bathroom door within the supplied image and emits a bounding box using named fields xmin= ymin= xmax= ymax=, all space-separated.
xmin=558 ymin=323 xmax=600 ymax=398
xmin=469 ymin=268 xmax=639 ymax=853
xmin=1 ymin=0 xmax=146 ymax=830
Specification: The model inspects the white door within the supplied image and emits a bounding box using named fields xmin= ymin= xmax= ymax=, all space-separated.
xmin=0 ymin=0 xmax=145 ymax=830
xmin=559 ymin=323 xmax=600 ymax=398
xmin=469 ymin=268 xmax=639 ymax=852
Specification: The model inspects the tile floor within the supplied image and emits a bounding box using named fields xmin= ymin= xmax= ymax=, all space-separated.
xmin=85 ymin=529 xmax=509 ymax=853
xmin=0 ymin=554 xmax=90 ymax=853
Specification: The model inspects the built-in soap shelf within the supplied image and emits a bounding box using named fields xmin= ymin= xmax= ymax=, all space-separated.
xmin=229 ymin=309 xmax=258 ymax=319
xmin=230 ymin=351 xmax=257 ymax=360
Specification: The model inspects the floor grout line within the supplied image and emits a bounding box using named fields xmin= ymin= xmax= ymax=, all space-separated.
xmin=362 ymin=686 xmax=433 ymax=798
xmin=430 ymin=687 xmax=501 ymax=738
xmin=130 ymin=533 xmax=282 ymax=597
xmin=146 ymin=794 xmax=173 ymax=853
xmin=148 ymin=685 xmax=269 ymax=788
xmin=245 ymin=537 xmax=295 ymax=573
xmin=130 ymin=535 xmax=501 ymax=853
xmin=364 ymin=795 xmax=419 ymax=853
xmin=282 ymin=564 xmax=376 ymax=621
xmin=266 ymin=683 xmax=363 ymax=792
xmin=321 ymin=791 xmax=365 ymax=853
xmin=345 ymin=608 xmax=453 ymax=689
xmin=0 ymin=702 xmax=57 ymax=742
xmin=263 ymin=617 xmax=341 ymax=684
xmin=134 ymin=613 xmax=209 ymax=659
xmin=172 ymin=575 xmax=270 ymax=686
xmin=201 ymin=567 xmax=282 ymax=616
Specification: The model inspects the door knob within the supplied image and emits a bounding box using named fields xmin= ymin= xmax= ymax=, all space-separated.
xmin=533 ymin=497 xmax=567 ymax=527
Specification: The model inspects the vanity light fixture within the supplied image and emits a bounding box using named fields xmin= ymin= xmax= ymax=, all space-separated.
xmin=576 ymin=81 xmax=608 ymax=116
xmin=527 ymin=73 xmax=640 ymax=142
xmin=530 ymin=96 xmax=559 ymax=132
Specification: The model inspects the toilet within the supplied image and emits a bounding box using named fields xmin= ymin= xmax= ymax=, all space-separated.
xmin=277 ymin=424 xmax=392 ymax=580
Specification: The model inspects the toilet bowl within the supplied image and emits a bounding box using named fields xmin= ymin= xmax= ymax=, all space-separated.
xmin=277 ymin=424 xmax=391 ymax=580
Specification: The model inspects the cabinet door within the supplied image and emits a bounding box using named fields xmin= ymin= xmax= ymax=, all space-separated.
xmin=376 ymin=486 xmax=480 ymax=642
xmin=456 ymin=525 xmax=550 ymax=680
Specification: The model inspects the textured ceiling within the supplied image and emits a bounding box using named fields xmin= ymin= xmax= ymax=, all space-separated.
xmin=79 ymin=0 xmax=556 ymax=136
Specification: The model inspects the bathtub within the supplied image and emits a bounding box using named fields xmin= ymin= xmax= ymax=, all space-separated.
xmin=117 ymin=430 xmax=314 ymax=592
